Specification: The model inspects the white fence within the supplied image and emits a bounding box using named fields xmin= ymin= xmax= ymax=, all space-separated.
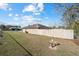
xmin=22 ymin=29 xmax=74 ymax=39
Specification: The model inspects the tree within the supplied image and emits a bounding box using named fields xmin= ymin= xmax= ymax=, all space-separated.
xmin=0 ymin=25 xmax=6 ymax=30
xmin=61 ymin=4 xmax=79 ymax=38
xmin=72 ymin=21 xmax=79 ymax=38
xmin=62 ymin=5 xmax=79 ymax=28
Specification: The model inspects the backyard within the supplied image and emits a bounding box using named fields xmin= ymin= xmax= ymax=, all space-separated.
xmin=0 ymin=31 xmax=79 ymax=56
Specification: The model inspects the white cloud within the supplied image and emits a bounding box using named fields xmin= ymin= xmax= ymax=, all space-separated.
xmin=22 ymin=15 xmax=33 ymax=22
xmin=8 ymin=13 xmax=19 ymax=17
xmin=37 ymin=3 xmax=44 ymax=12
xmin=23 ymin=3 xmax=44 ymax=15
xmin=8 ymin=14 xmax=12 ymax=16
xmin=34 ymin=12 xmax=40 ymax=15
xmin=0 ymin=3 xmax=8 ymax=10
xmin=21 ymin=15 xmax=42 ymax=23
xmin=45 ymin=17 xmax=49 ymax=19
xmin=0 ymin=20 xmax=6 ymax=25
xmin=15 ymin=14 xmax=19 ymax=17
xmin=13 ymin=17 xmax=19 ymax=21
xmin=23 ymin=4 xmax=35 ymax=12
xmin=7 ymin=21 xmax=19 ymax=26
xmin=8 ymin=8 xmax=12 ymax=11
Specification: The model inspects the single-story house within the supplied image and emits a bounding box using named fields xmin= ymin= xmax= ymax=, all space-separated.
xmin=9 ymin=26 xmax=21 ymax=31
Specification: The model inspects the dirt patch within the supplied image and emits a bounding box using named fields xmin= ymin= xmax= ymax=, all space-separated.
xmin=73 ymin=40 xmax=79 ymax=46
xmin=52 ymin=37 xmax=75 ymax=45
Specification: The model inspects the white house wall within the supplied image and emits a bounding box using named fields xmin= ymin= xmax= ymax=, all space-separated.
xmin=22 ymin=29 xmax=74 ymax=39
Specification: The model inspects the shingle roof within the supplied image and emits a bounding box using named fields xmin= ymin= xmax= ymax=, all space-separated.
xmin=23 ymin=24 xmax=52 ymax=29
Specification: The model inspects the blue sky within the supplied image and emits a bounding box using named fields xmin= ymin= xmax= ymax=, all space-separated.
xmin=0 ymin=3 xmax=71 ymax=27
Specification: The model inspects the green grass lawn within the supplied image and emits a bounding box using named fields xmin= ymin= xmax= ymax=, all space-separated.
xmin=0 ymin=31 xmax=79 ymax=56
xmin=0 ymin=31 xmax=30 ymax=56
